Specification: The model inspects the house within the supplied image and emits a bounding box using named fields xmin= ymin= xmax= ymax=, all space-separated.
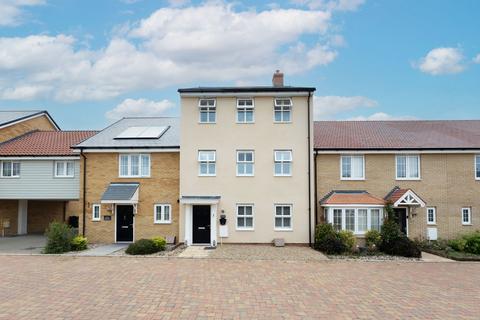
xmin=0 ymin=130 xmax=96 ymax=236
xmin=73 ymin=117 xmax=180 ymax=243
xmin=178 ymin=71 xmax=316 ymax=246
xmin=0 ymin=110 xmax=59 ymax=143
xmin=314 ymin=120 xmax=480 ymax=241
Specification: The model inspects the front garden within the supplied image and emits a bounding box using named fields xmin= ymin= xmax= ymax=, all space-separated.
xmin=417 ymin=231 xmax=480 ymax=261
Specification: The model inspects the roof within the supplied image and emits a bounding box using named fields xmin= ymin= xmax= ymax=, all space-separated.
xmin=314 ymin=120 xmax=480 ymax=150
xmin=0 ymin=110 xmax=60 ymax=130
xmin=384 ymin=187 xmax=409 ymax=203
xmin=178 ymin=86 xmax=316 ymax=93
xmin=75 ymin=117 xmax=180 ymax=149
xmin=384 ymin=186 xmax=425 ymax=207
xmin=0 ymin=131 xmax=97 ymax=156
xmin=101 ymin=183 xmax=139 ymax=202
xmin=320 ymin=190 xmax=386 ymax=205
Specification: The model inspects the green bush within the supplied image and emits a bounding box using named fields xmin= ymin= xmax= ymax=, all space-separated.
xmin=448 ymin=238 xmax=467 ymax=252
xmin=379 ymin=219 xmax=421 ymax=258
xmin=365 ymin=230 xmax=382 ymax=248
xmin=390 ymin=236 xmax=421 ymax=258
xmin=314 ymin=223 xmax=337 ymax=250
xmin=126 ymin=239 xmax=160 ymax=255
xmin=316 ymin=232 xmax=347 ymax=254
xmin=152 ymin=236 xmax=167 ymax=251
xmin=464 ymin=232 xmax=480 ymax=254
xmin=338 ymin=230 xmax=355 ymax=251
xmin=43 ymin=221 xmax=74 ymax=254
xmin=71 ymin=236 xmax=88 ymax=251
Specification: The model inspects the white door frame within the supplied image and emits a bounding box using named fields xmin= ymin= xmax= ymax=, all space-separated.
xmin=184 ymin=203 xmax=217 ymax=247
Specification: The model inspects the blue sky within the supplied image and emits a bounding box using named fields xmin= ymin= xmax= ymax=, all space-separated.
xmin=0 ymin=0 xmax=479 ymax=130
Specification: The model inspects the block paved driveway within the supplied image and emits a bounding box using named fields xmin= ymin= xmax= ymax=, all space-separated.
xmin=1 ymin=256 xmax=479 ymax=319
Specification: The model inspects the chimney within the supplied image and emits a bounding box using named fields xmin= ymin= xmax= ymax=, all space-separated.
xmin=272 ymin=70 xmax=284 ymax=87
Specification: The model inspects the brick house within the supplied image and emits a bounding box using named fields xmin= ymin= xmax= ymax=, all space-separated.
xmin=0 ymin=110 xmax=59 ymax=143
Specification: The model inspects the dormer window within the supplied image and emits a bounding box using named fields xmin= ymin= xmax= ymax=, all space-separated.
xmin=199 ymin=99 xmax=216 ymax=123
xmin=274 ymin=98 xmax=292 ymax=122
xmin=237 ymin=99 xmax=254 ymax=123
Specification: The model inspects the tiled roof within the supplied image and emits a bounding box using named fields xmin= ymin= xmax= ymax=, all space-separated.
xmin=320 ymin=190 xmax=385 ymax=205
xmin=384 ymin=187 xmax=409 ymax=203
xmin=0 ymin=131 xmax=98 ymax=156
xmin=314 ymin=120 xmax=480 ymax=150
xmin=178 ymin=86 xmax=315 ymax=93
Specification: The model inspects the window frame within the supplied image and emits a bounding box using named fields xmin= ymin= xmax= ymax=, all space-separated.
xmin=236 ymin=150 xmax=254 ymax=177
xmin=236 ymin=204 xmax=254 ymax=231
xmin=118 ymin=154 xmax=151 ymax=178
xmin=462 ymin=207 xmax=472 ymax=225
xmin=198 ymin=98 xmax=216 ymax=124
xmin=198 ymin=150 xmax=216 ymax=176
xmin=92 ymin=204 xmax=101 ymax=221
xmin=395 ymin=154 xmax=421 ymax=180
xmin=340 ymin=155 xmax=365 ymax=180
xmin=475 ymin=155 xmax=480 ymax=180
xmin=273 ymin=98 xmax=293 ymax=123
xmin=54 ymin=161 xmax=75 ymax=178
xmin=427 ymin=207 xmax=436 ymax=225
xmin=236 ymin=98 xmax=255 ymax=123
xmin=0 ymin=161 xmax=20 ymax=178
xmin=274 ymin=150 xmax=292 ymax=177
xmin=325 ymin=207 xmax=384 ymax=235
xmin=274 ymin=204 xmax=293 ymax=231
xmin=153 ymin=204 xmax=172 ymax=224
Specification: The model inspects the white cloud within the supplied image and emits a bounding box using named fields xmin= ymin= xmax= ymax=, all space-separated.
xmin=347 ymin=112 xmax=416 ymax=121
xmin=416 ymin=47 xmax=465 ymax=75
xmin=473 ymin=54 xmax=480 ymax=64
xmin=0 ymin=0 xmax=45 ymax=26
xmin=0 ymin=3 xmax=340 ymax=102
xmin=314 ymin=95 xmax=377 ymax=120
xmin=105 ymin=98 xmax=175 ymax=120
xmin=292 ymin=0 xmax=365 ymax=11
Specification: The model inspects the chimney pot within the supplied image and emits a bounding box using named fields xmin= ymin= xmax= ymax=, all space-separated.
xmin=272 ymin=70 xmax=284 ymax=87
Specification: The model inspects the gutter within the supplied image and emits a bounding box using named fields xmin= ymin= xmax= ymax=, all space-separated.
xmin=307 ymin=92 xmax=312 ymax=247
xmin=80 ymin=148 xmax=87 ymax=237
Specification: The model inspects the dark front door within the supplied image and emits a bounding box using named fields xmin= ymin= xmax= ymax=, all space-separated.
xmin=116 ymin=205 xmax=134 ymax=242
xmin=394 ymin=208 xmax=407 ymax=235
xmin=193 ymin=205 xmax=211 ymax=244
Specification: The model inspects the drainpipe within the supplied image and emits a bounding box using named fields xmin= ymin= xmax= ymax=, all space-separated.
xmin=314 ymin=149 xmax=318 ymax=227
xmin=307 ymin=92 xmax=312 ymax=247
xmin=81 ymin=149 xmax=87 ymax=237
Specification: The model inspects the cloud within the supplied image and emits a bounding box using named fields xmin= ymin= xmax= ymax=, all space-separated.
xmin=416 ymin=47 xmax=465 ymax=75
xmin=347 ymin=112 xmax=417 ymax=121
xmin=0 ymin=0 xmax=45 ymax=26
xmin=105 ymin=98 xmax=175 ymax=120
xmin=314 ymin=95 xmax=377 ymax=120
xmin=474 ymin=54 xmax=480 ymax=64
xmin=292 ymin=0 xmax=365 ymax=11
xmin=0 ymin=3 xmax=340 ymax=102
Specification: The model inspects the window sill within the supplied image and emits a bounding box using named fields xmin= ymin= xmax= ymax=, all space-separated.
xmin=154 ymin=222 xmax=172 ymax=225
xmin=54 ymin=176 xmax=75 ymax=179
xmin=274 ymin=174 xmax=292 ymax=177
xmin=0 ymin=176 xmax=20 ymax=179
xmin=198 ymin=122 xmax=216 ymax=125
xmin=273 ymin=121 xmax=292 ymax=124
xmin=236 ymin=122 xmax=255 ymax=124
xmin=274 ymin=228 xmax=293 ymax=232
xmin=92 ymin=219 xmax=101 ymax=222
xmin=198 ymin=175 xmax=216 ymax=177
xmin=427 ymin=223 xmax=437 ymax=226
xmin=395 ymin=178 xmax=421 ymax=181
xmin=236 ymin=228 xmax=254 ymax=231
xmin=236 ymin=174 xmax=254 ymax=177
xmin=462 ymin=223 xmax=473 ymax=226
xmin=119 ymin=176 xmax=151 ymax=179
xmin=340 ymin=178 xmax=365 ymax=181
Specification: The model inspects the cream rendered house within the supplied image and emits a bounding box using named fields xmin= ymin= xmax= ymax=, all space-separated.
xmin=179 ymin=72 xmax=316 ymax=246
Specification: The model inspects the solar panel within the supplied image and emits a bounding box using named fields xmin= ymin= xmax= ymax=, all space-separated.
xmin=115 ymin=126 xmax=168 ymax=139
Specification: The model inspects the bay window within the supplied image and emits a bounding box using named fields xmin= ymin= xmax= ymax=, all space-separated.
xmin=325 ymin=207 xmax=384 ymax=235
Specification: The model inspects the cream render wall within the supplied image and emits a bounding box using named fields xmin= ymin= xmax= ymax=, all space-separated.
xmin=180 ymin=95 xmax=314 ymax=244
xmin=316 ymin=153 xmax=480 ymax=240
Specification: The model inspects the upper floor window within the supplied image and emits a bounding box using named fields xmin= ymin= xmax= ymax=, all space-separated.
xmin=1 ymin=161 xmax=20 ymax=178
xmin=341 ymin=155 xmax=364 ymax=180
xmin=92 ymin=204 xmax=101 ymax=221
xmin=427 ymin=207 xmax=436 ymax=225
xmin=154 ymin=204 xmax=171 ymax=224
xmin=55 ymin=161 xmax=74 ymax=178
xmin=199 ymin=99 xmax=216 ymax=123
xmin=462 ymin=207 xmax=471 ymax=225
xmin=237 ymin=99 xmax=254 ymax=123
xmin=396 ymin=155 xmax=420 ymax=180
xmin=198 ymin=150 xmax=216 ymax=176
xmin=237 ymin=150 xmax=254 ymax=176
xmin=475 ymin=155 xmax=480 ymax=179
xmin=274 ymin=150 xmax=292 ymax=176
xmin=119 ymin=154 xmax=150 ymax=178
xmin=274 ymin=98 xmax=292 ymax=122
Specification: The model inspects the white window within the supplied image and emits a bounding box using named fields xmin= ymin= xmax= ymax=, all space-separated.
xmin=119 ymin=154 xmax=150 ymax=178
xmin=55 ymin=161 xmax=75 ymax=177
xmin=0 ymin=161 xmax=20 ymax=178
xmin=326 ymin=207 xmax=384 ymax=234
xmin=199 ymin=99 xmax=216 ymax=123
xmin=274 ymin=98 xmax=292 ymax=122
xmin=462 ymin=207 xmax=471 ymax=225
xmin=274 ymin=150 xmax=292 ymax=176
xmin=475 ymin=155 xmax=480 ymax=179
xmin=236 ymin=150 xmax=254 ymax=176
xmin=341 ymin=155 xmax=364 ymax=180
xmin=236 ymin=204 xmax=254 ymax=230
xmin=396 ymin=155 xmax=420 ymax=180
xmin=237 ymin=99 xmax=254 ymax=123
xmin=198 ymin=150 xmax=216 ymax=176
xmin=154 ymin=204 xmax=171 ymax=224
xmin=92 ymin=204 xmax=101 ymax=221
xmin=274 ymin=204 xmax=292 ymax=230
xmin=427 ymin=207 xmax=436 ymax=225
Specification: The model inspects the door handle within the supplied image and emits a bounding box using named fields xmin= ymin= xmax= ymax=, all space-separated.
xmin=198 ymin=227 xmax=205 ymax=230
xmin=121 ymin=226 xmax=129 ymax=229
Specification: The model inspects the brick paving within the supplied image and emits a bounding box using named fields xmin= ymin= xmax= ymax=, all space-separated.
xmin=0 ymin=256 xmax=479 ymax=319
xmin=208 ymin=244 xmax=328 ymax=261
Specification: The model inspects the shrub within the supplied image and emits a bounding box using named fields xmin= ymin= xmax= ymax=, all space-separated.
xmin=43 ymin=221 xmax=74 ymax=254
xmin=338 ymin=230 xmax=355 ymax=251
xmin=448 ymin=238 xmax=467 ymax=252
xmin=314 ymin=223 xmax=337 ymax=250
xmin=316 ymin=233 xmax=347 ymax=254
xmin=152 ymin=236 xmax=167 ymax=251
xmin=126 ymin=239 xmax=160 ymax=255
xmin=390 ymin=236 xmax=421 ymax=258
xmin=379 ymin=219 xmax=402 ymax=251
xmin=464 ymin=232 xmax=480 ymax=254
xmin=71 ymin=236 xmax=88 ymax=251
xmin=365 ymin=230 xmax=382 ymax=248
xmin=379 ymin=218 xmax=421 ymax=258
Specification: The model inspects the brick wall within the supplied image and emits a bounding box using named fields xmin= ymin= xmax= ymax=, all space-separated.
xmin=27 ymin=200 xmax=65 ymax=234
xmin=83 ymin=152 xmax=180 ymax=243
xmin=316 ymin=153 xmax=480 ymax=240
xmin=0 ymin=200 xmax=18 ymax=236
xmin=0 ymin=115 xmax=57 ymax=143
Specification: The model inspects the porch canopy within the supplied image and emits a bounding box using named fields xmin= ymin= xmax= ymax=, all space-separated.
xmin=180 ymin=195 xmax=221 ymax=205
xmin=101 ymin=182 xmax=139 ymax=204
xmin=384 ymin=186 xmax=425 ymax=207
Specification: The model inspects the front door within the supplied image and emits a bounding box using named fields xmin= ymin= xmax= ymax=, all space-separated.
xmin=394 ymin=208 xmax=407 ymax=235
xmin=116 ymin=205 xmax=134 ymax=242
xmin=192 ymin=205 xmax=211 ymax=244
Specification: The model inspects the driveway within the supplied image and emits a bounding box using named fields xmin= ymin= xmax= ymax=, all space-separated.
xmin=0 ymin=235 xmax=45 ymax=254
xmin=0 ymin=256 xmax=478 ymax=319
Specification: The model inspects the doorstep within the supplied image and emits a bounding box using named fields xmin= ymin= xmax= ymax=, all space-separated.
xmin=72 ymin=244 xmax=129 ymax=256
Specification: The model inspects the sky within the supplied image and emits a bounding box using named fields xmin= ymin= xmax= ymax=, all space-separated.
xmin=0 ymin=0 xmax=479 ymax=130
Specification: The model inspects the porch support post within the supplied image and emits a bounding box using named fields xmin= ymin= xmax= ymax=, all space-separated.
xmin=17 ymin=200 xmax=28 ymax=235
